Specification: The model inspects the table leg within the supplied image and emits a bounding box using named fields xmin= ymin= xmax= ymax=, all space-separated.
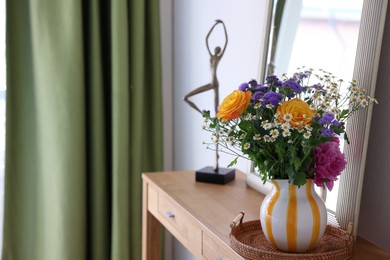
xmin=142 ymin=181 xmax=161 ymax=260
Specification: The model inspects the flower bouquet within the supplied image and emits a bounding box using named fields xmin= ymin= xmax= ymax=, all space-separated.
xmin=202 ymin=68 xmax=377 ymax=252
xmin=203 ymin=68 xmax=377 ymax=190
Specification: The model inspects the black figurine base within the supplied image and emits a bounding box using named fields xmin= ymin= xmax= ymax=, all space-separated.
xmin=195 ymin=166 xmax=235 ymax=184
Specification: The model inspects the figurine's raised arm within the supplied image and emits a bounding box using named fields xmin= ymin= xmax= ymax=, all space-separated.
xmin=218 ymin=20 xmax=228 ymax=57
xmin=206 ymin=20 xmax=228 ymax=57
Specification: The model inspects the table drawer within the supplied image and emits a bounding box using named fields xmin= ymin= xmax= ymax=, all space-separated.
xmin=202 ymin=232 xmax=242 ymax=260
xmin=158 ymin=192 xmax=201 ymax=254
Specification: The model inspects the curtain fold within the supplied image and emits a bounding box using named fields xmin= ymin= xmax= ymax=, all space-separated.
xmin=3 ymin=0 xmax=163 ymax=259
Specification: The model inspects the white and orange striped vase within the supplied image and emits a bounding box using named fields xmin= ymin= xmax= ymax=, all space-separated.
xmin=259 ymin=179 xmax=327 ymax=252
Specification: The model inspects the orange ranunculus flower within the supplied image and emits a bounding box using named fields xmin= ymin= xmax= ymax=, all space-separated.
xmin=216 ymin=90 xmax=252 ymax=122
xmin=276 ymin=98 xmax=313 ymax=128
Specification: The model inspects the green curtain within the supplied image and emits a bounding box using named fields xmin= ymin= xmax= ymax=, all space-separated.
xmin=3 ymin=0 xmax=163 ymax=260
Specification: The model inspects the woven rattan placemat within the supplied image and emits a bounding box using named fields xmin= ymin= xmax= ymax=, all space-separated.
xmin=230 ymin=214 xmax=354 ymax=260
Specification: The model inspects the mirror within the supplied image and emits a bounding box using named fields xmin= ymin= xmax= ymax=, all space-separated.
xmin=252 ymin=0 xmax=388 ymax=233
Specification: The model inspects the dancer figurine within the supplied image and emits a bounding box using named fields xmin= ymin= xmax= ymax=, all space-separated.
xmin=184 ymin=19 xmax=228 ymax=115
xmin=184 ymin=20 xmax=228 ymax=173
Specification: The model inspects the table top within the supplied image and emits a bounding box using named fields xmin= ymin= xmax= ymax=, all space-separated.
xmin=143 ymin=170 xmax=390 ymax=259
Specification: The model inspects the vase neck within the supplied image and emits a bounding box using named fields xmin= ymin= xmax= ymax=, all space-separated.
xmin=271 ymin=179 xmax=315 ymax=197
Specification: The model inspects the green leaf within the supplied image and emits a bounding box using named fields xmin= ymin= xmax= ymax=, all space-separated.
xmin=301 ymin=156 xmax=313 ymax=173
xmin=238 ymin=120 xmax=254 ymax=133
xmin=287 ymin=145 xmax=301 ymax=171
xmin=292 ymin=156 xmax=301 ymax=171
xmin=344 ymin=132 xmax=350 ymax=144
xmin=275 ymin=142 xmax=285 ymax=161
xmin=292 ymin=171 xmax=307 ymax=187
xmin=286 ymin=167 xmax=296 ymax=181
xmin=202 ymin=110 xmax=210 ymax=119
xmin=227 ymin=157 xmax=238 ymax=168
xmin=337 ymin=109 xmax=349 ymax=120
xmin=302 ymin=145 xmax=312 ymax=157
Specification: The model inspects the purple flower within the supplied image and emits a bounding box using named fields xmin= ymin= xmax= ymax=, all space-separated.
xmin=266 ymin=75 xmax=282 ymax=86
xmin=321 ymin=128 xmax=334 ymax=137
xmin=282 ymin=79 xmax=303 ymax=93
xmin=252 ymin=91 xmax=263 ymax=101
xmin=256 ymin=84 xmax=268 ymax=92
xmin=319 ymin=112 xmax=335 ymax=125
xmin=248 ymin=79 xmax=258 ymax=89
xmin=262 ymin=91 xmax=282 ymax=106
xmin=295 ymin=72 xmax=309 ymax=79
xmin=314 ymin=139 xmax=347 ymax=191
xmin=331 ymin=120 xmax=340 ymax=126
xmin=238 ymin=82 xmax=249 ymax=91
xmin=266 ymin=75 xmax=278 ymax=83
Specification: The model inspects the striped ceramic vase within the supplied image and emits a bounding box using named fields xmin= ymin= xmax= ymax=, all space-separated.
xmin=259 ymin=179 xmax=327 ymax=252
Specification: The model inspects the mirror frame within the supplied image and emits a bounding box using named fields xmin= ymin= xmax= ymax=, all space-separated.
xmin=252 ymin=0 xmax=388 ymax=235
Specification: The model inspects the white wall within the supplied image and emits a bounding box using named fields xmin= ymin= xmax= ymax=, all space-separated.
xmin=172 ymin=0 xmax=267 ymax=258
xmin=173 ymin=0 xmax=266 ymax=172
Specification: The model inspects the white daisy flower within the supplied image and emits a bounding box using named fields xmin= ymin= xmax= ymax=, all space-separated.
xmin=243 ymin=143 xmax=250 ymax=150
xmin=274 ymin=112 xmax=280 ymax=119
xmin=226 ymin=136 xmax=234 ymax=142
xmin=264 ymin=123 xmax=273 ymax=130
xmin=245 ymin=113 xmax=253 ymax=120
xmin=262 ymin=120 xmax=273 ymax=130
xmin=253 ymin=134 xmax=261 ymax=141
xmin=282 ymin=130 xmax=291 ymax=137
xmin=270 ymin=129 xmax=279 ymax=138
xmin=263 ymin=135 xmax=271 ymax=142
xmin=330 ymin=108 xmax=337 ymax=114
xmin=283 ymin=113 xmax=293 ymax=122
xmin=303 ymin=131 xmax=312 ymax=139
xmin=281 ymin=123 xmax=291 ymax=130
xmin=254 ymin=103 xmax=261 ymax=109
xmin=266 ymin=104 xmax=273 ymax=109
xmin=305 ymin=125 xmax=313 ymax=131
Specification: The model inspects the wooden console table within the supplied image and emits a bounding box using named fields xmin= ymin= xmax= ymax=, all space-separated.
xmin=142 ymin=171 xmax=390 ymax=260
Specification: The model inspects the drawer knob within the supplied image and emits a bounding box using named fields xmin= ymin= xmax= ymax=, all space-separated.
xmin=165 ymin=211 xmax=175 ymax=218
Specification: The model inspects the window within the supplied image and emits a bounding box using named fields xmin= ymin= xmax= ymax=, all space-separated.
xmin=253 ymin=0 xmax=386 ymax=233
xmin=254 ymin=0 xmax=363 ymax=213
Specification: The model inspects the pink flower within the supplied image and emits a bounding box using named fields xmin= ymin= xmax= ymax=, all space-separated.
xmin=314 ymin=139 xmax=346 ymax=191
